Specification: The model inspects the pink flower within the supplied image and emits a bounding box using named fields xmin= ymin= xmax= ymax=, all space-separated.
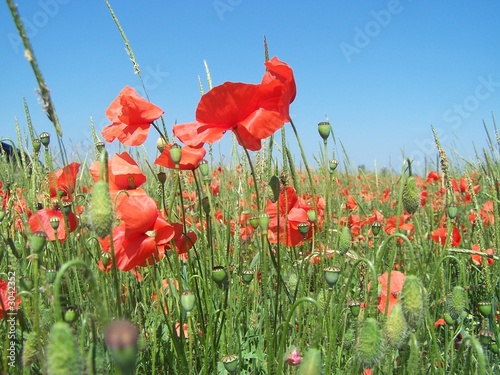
xmin=285 ymin=347 xmax=301 ymax=366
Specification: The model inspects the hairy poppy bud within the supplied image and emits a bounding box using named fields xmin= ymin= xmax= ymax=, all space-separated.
xmin=298 ymin=347 xmax=322 ymax=375
xmin=47 ymin=322 xmax=84 ymax=374
xmin=385 ymin=303 xmax=408 ymax=348
xmin=447 ymin=286 xmax=465 ymax=322
xmin=400 ymin=275 xmax=425 ymax=329
xmin=90 ymin=181 xmax=113 ymax=238
xmin=339 ymin=226 xmax=351 ymax=255
xmin=402 ymin=160 xmax=419 ymax=214
xmin=356 ymin=318 xmax=384 ymax=369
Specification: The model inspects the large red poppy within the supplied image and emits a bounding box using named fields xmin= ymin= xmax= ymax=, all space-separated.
xmin=102 ymin=86 xmax=164 ymax=146
xmin=173 ymin=57 xmax=295 ymax=151
xmin=48 ymin=162 xmax=80 ymax=199
xmin=154 ymin=143 xmax=206 ymax=170
xmin=99 ymin=194 xmax=175 ymax=271
xmin=28 ymin=209 xmax=78 ymax=242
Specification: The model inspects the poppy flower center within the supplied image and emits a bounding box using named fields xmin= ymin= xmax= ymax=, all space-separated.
xmin=127 ymin=176 xmax=136 ymax=189
xmin=146 ymin=230 xmax=156 ymax=238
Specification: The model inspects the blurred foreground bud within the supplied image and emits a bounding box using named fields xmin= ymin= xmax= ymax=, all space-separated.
xmin=104 ymin=320 xmax=139 ymax=375
xmin=47 ymin=322 xmax=84 ymax=374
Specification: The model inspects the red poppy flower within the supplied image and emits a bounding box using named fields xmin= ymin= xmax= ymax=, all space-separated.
xmin=426 ymin=170 xmax=441 ymax=184
xmin=430 ymin=226 xmax=461 ymax=247
xmin=434 ymin=318 xmax=446 ymax=328
xmin=48 ymin=162 xmax=80 ymax=199
xmin=102 ymin=86 xmax=164 ymax=146
xmin=173 ymin=58 xmax=295 ymax=151
xmin=0 ymin=279 xmax=21 ymax=319
xmin=99 ymin=194 xmax=175 ymax=271
xmin=261 ymin=56 xmax=296 ymax=121
xmin=265 ymin=186 xmax=312 ymax=246
xmin=171 ymin=223 xmax=197 ymax=255
xmin=471 ymin=244 xmax=494 ymax=266
xmin=90 ymin=152 xmax=147 ymax=192
xmin=28 ymin=209 xmax=78 ymax=242
xmin=480 ymin=200 xmax=494 ymax=226
xmin=384 ymin=214 xmax=414 ymax=236
xmin=154 ymin=143 xmax=206 ymax=170
xmin=377 ymin=271 xmax=406 ymax=314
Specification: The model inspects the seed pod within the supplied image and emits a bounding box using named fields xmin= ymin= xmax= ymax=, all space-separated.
xmin=356 ymin=317 xmax=384 ymax=369
xmin=339 ymin=226 xmax=351 ymax=255
xmin=47 ymin=322 xmax=84 ymax=375
xmin=400 ymin=275 xmax=425 ymax=329
xmin=385 ymin=303 xmax=408 ymax=348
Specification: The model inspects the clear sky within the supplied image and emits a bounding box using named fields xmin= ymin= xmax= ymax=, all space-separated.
xmin=1 ymin=1 xmax=500 ymax=174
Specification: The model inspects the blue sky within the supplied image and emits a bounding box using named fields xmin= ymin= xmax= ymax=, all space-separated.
xmin=1 ymin=1 xmax=500 ymax=174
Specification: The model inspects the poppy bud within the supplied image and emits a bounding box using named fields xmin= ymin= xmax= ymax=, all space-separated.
xmin=47 ymin=322 xmax=84 ymax=374
xmin=64 ymin=306 xmax=79 ymax=323
xmin=33 ymin=139 xmax=41 ymax=154
xmin=385 ymin=303 xmax=408 ymax=348
xmin=104 ymin=320 xmax=139 ymax=374
xmin=180 ymin=290 xmax=196 ymax=313
xmin=307 ymin=209 xmax=317 ymax=223
xmin=317 ymin=121 xmax=331 ymax=142
xmin=157 ymin=172 xmax=167 ymax=185
xmin=284 ymin=347 xmax=301 ymax=366
xmin=31 ymin=231 xmax=47 ymax=254
xmin=22 ymin=332 xmax=38 ymax=367
xmin=402 ymin=160 xmax=419 ymax=214
xmin=447 ymin=286 xmax=465 ymax=321
xmin=400 ymin=275 xmax=425 ymax=329
xmin=339 ymin=226 xmax=351 ymax=255
xmin=324 ymin=267 xmax=340 ymax=289
xmin=268 ymin=175 xmax=280 ymax=203
xmin=169 ymin=143 xmax=182 ymax=165
xmin=90 ymin=181 xmax=113 ymax=238
xmin=40 ymin=132 xmax=50 ymax=148
xmin=447 ymin=203 xmax=458 ymax=219
xmin=356 ymin=318 xmax=384 ymax=369
xmin=101 ymin=252 xmax=111 ymax=268
xmin=297 ymin=347 xmax=322 ymax=375
xmin=443 ymin=312 xmax=455 ymax=326
xmin=156 ymin=137 xmax=167 ymax=153
xmin=221 ymin=354 xmax=238 ymax=374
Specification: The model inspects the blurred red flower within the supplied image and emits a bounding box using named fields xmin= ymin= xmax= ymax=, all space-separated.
xmin=99 ymin=194 xmax=175 ymax=271
xmin=28 ymin=208 xmax=78 ymax=242
xmin=0 ymin=279 xmax=21 ymax=319
xmin=430 ymin=226 xmax=461 ymax=247
xmin=48 ymin=162 xmax=80 ymax=199
xmin=90 ymin=151 xmax=147 ymax=189
xmin=471 ymin=244 xmax=494 ymax=266
xmin=154 ymin=143 xmax=206 ymax=170
xmin=377 ymin=271 xmax=406 ymax=314
xmin=265 ymin=186 xmax=312 ymax=246
xmin=173 ymin=57 xmax=295 ymax=151
xmin=102 ymin=86 xmax=164 ymax=146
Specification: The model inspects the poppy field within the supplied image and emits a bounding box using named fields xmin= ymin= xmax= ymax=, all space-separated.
xmin=2 ymin=2 xmax=500 ymax=375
